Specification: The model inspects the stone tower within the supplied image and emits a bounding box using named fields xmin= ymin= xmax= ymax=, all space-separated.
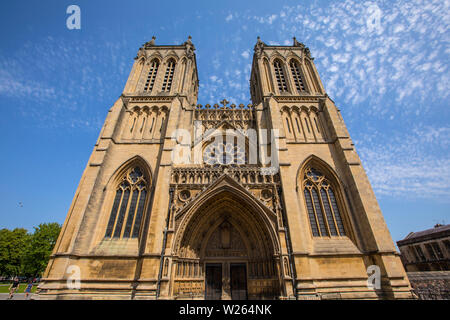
xmin=38 ymin=36 xmax=413 ymax=300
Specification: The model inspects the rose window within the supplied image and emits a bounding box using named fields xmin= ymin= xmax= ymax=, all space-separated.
xmin=203 ymin=141 xmax=245 ymax=165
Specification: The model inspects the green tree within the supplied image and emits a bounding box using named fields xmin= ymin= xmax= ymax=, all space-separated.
xmin=0 ymin=228 xmax=29 ymax=276
xmin=22 ymin=223 xmax=61 ymax=277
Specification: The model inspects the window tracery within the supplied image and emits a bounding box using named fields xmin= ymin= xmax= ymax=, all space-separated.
xmin=303 ymin=167 xmax=346 ymax=237
xmin=105 ymin=166 xmax=148 ymax=239
xmin=203 ymin=140 xmax=246 ymax=166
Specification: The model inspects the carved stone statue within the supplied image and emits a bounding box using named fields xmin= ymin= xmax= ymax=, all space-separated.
xmin=220 ymin=221 xmax=231 ymax=249
xmin=304 ymin=47 xmax=312 ymax=59
xmin=144 ymin=36 xmax=156 ymax=49
xmin=254 ymin=36 xmax=265 ymax=58
xmin=184 ymin=35 xmax=195 ymax=59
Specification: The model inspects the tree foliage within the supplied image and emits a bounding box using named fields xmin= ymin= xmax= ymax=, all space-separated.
xmin=0 ymin=223 xmax=61 ymax=277
xmin=0 ymin=228 xmax=29 ymax=276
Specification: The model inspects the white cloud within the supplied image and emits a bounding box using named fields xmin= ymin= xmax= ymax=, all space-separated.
xmin=267 ymin=14 xmax=277 ymax=24
xmin=225 ymin=0 xmax=450 ymax=200
xmin=241 ymin=50 xmax=250 ymax=59
xmin=329 ymin=65 xmax=339 ymax=72
xmin=0 ymin=37 xmax=127 ymax=129
xmin=393 ymin=24 xmax=405 ymax=33
xmin=5 ymin=1 xmax=447 ymax=202
xmin=357 ymin=125 xmax=450 ymax=200
xmin=0 ymin=69 xmax=56 ymax=101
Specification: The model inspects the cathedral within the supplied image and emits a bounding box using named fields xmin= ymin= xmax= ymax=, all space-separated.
xmin=38 ymin=36 xmax=413 ymax=300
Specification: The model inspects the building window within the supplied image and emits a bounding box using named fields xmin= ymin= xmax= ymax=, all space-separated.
xmin=105 ymin=166 xmax=148 ymax=239
xmin=303 ymin=167 xmax=346 ymax=237
xmin=425 ymin=243 xmax=437 ymax=260
xmin=443 ymin=240 xmax=450 ymax=255
xmin=409 ymin=246 xmax=419 ymax=262
xmin=273 ymin=60 xmax=288 ymax=92
xmin=289 ymin=60 xmax=306 ymax=93
xmin=144 ymin=59 xmax=159 ymax=91
xmin=431 ymin=242 xmax=444 ymax=259
xmin=414 ymin=245 xmax=426 ymax=261
xmin=162 ymin=59 xmax=176 ymax=92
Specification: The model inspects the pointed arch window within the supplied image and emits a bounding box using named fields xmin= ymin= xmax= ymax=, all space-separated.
xmin=289 ymin=60 xmax=306 ymax=93
xmin=162 ymin=59 xmax=176 ymax=92
xmin=273 ymin=60 xmax=288 ymax=92
xmin=144 ymin=59 xmax=159 ymax=92
xmin=105 ymin=166 xmax=149 ymax=239
xmin=303 ymin=167 xmax=346 ymax=237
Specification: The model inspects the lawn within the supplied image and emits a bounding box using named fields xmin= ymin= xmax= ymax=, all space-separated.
xmin=0 ymin=283 xmax=38 ymax=293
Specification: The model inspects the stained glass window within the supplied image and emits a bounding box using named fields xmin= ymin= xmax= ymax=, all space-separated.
xmin=304 ymin=185 xmax=319 ymax=236
xmin=105 ymin=166 xmax=148 ymax=239
xmin=303 ymin=166 xmax=346 ymax=237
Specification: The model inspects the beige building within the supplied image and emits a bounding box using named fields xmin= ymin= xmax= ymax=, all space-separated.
xmin=397 ymin=224 xmax=450 ymax=272
xmin=397 ymin=224 xmax=450 ymax=299
xmin=38 ymin=36 xmax=413 ymax=300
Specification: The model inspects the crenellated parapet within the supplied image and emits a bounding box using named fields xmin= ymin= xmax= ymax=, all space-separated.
xmin=194 ymin=102 xmax=255 ymax=130
xmin=195 ymin=103 xmax=253 ymax=110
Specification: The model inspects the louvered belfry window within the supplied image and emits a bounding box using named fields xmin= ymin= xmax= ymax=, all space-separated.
xmin=162 ymin=59 xmax=176 ymax=92
xmin=290 ymin=60 xmax=306 ymax=92
xmin=303 ymin=167 xmax=346 ymax=237
xmin=273 ymin=60 xmax=288 ymax=92
xmin=105 ymin=167 xmax=148 ymax=239
xmin=144 ymin=59 xmax=159 ymax=92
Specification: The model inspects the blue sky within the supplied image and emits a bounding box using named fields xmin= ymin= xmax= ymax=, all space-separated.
xmin=0 ymin=0 xmax=448 ymax=245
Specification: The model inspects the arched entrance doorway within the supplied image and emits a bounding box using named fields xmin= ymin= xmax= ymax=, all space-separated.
xmin=170 ymin=176 xmax=282 ymax=300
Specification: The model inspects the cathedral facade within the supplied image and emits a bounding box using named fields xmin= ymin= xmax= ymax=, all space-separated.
xmin=38 ymin=36 xmax=413 ymax=300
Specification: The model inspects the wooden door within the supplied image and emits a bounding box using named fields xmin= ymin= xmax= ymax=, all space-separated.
xmin=230 ymin=263 xmax=247 ymax=300
xmin=205 ymin=264 xmax=222 ymax=300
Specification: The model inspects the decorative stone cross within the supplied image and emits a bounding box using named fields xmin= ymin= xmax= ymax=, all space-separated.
xmin=220 ymin=99 xmax=229 ymax=107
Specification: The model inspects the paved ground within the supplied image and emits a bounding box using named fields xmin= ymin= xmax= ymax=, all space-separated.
xmin=0 ymin=293 xmax=37 ymax=300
